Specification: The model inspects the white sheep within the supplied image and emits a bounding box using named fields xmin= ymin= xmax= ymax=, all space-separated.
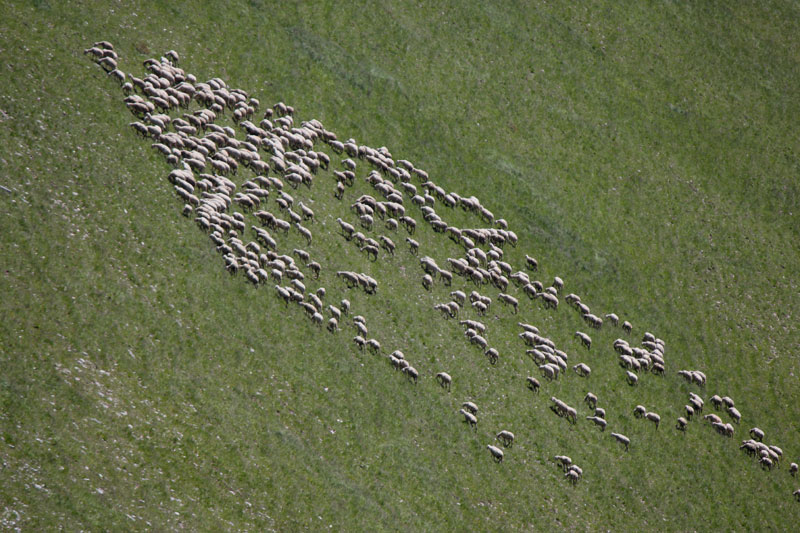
xmin=554 ymin=455 xmax=572 ymax=471
xmin=422 ymin=274 xmax=433 ymax=291
xmin=366 ymin=338 xmax=381 ymax=354
xmin=633 ymin=405 xmax=647 ymax=419
xmin=462 ymin=401 xmax=478 ymax=415
xmin=626 ymin=371 xmax=639 ymax=386
xmin=436 ymin=372 xmax=452 ymax=391
xmin=794 ymin=489 xmax=800 ymax=501
xmin=586 ymin=416 xmax=607 ymax=431
xmin=594 ymin=407 xmax=606 ymax=419
xmin=526 ymin=376 xmax=540 ymax=394
xmin=574 ymin=331 xmax=592 ymax=350
xmin=403 ymin=365 xmax=418 ymax=384
xmin=749 ymin=427 xmax=764 ymax=442
xmin=790 ymin=463 xmax=798 ymax=477
xmin=611 ymin=432 xmax=630 ymax=451
xmin=460 ymin=409 xmax=478 ymax=431
xmin=496 ymin=430 xmax=515 ymax=447
xmin=676 ymin=417 xmax=688 ymax=432
xmin=485 ymin=348 xmax=499 ymax=365
xmin=573 ymin=363 xmax=591 ymax=377
xmin=584 ymin=392 xmax=598 ymax=409
xmin=326 ymin=317 xmax=339 ymax=333
xmin=727 ymin=406 xmax=741 ymax=424
xmin=498 ymin=293 xmax=519 ymax=313
xmin=645 ymin=412 xmax=661 ymax=430
xmin=487 ymin=444 xmax=504 ymax=462
xmin=622 ymin=321 xmax=632 ymax=334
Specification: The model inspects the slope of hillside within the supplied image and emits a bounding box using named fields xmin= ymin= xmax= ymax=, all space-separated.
xmin=1 ymin=1 xmax=799 ymax=530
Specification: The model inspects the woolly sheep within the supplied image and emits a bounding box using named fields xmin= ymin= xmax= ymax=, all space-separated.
xmin=710 ymin=395 xmax=724 ymax=410
xmin=728 ymin=407 xmax=741 ymax=424
xmin=555 ymin=455 xmax=572 ymax=471
xmin=462 ymin=402 xmax=478 ymax=415
xmin=353 ymin=335 xmax=366 ymax=350
xmin=525 ymin=255 xmax=538 ymax=271
xmin=436 ymin=372 xmax=452 ymax=391
xmin=644 ymin=412 xmax=661 ymax=429
xmin=633 ymin=405 xmax=647 ymax=419
xmin=790 ymin=463 xmax=798 ymax=477
xmin=594 ymin=407 xmax=606 ymax=419
xmin=584 ymin=392 xmax=598 ymax=409
xmin=311 ymin=312 xmax=324 ymax=327
xmin=722 ymin=396 xmax=735 ymax=408
xmin=586 ymin=416 xmax=607 ymax=431
xmin=460 ymin=409 xmax=478 ymax=431
xmin=749 ymin=427 xmax=765 ymax=442
xmin=575 ymin=331 xmax=591 ymax=350
xmin=622 ymin=321 xmax=632 ymax=334
xmin=626 ymin=371 xmax=638 ymax=386
xmin=487 ymin=444 xmax=504 ymax=462
xmin=498 ymin=293 xmax=519 ymax=313
xmin=366 ymin=338 xmax=381 ymax=354
xmin=403 ymin=365 xmax=419 ymax=384
xmin=676 ymin=417 xmax=688 ymax=432
xmin=566 ymin=467 xmax=582 ymax=485
xmin=496 ymin=430 xmax=515 ymax=447
xmin=573 ymin=363 xmax=591 ymax=377
xmin=485 ymin=348 xmax=499 ymax=365
xmin=605 ymin=313 xmax=620 ymax=326
xmin=526 ymin=376 xmax=540 ymax=394
xmin=611 ymin=432 xmax=630 ymax=451
xmin=794 ymin=489 xmax=800 ymax=501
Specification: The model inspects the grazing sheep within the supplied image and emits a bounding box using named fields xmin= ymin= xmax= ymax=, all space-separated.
xmin=573 ymin=363 xmax=591 ymax=377
xmin=353 ymin=336 xmax=366 ymax=350
xmin=485 ymin=348 xmax=499 ymax=365
xmin=436 ymin=372 xmax=452 ymax=391
xmin=676 ymin=417 xmax=688 ymax=432
xmin=575 ymin=331 xmax=591 ymax=350
xmin=487 ymin=444 xmax=504 ymax=462
xmin=586 ymin=416 xmax=607 ymax=431
xmin=496 ymin=430 xmax=515 ymax=447
xmin=622 ymin=321 xmax=632 ymax=334
xmin=405 ymin=237 xmax=419 ymax=255
xmin=498 ymin=293 xmax=519 ymax=313
xmin=341 ymin=299 xmax=350 ymax=316
xmin=526 ymin=376 xmax=540 ymax=394
xmin=566 ymin=467 xmax=582 ymax=485
xmin=749 ymin=428 xmax=765 ymax=442
xmin=644 ymin=412 xmax=661 ymax=429
xmin=555 ymin=455 xmax=572 ymax=471
xmin=685 ymin=405 xmax=695 ymax=420
xmin=704 ymin=413 xmax=723 ymax=425
xmin=605 ymin=313 xmax=620 ymax=326
xmin=460 ymin=409 xmax=478 ymax=431
xmin=626 ymin=371 xmax=639 ymax=386
xmin=584 ymin=393 xmax=598 ymax=409
xmin=794 ymin=489 xmax=800 ymax=502
xmin=462 ymin=401 xmax=478 ymax=415
xmin=327 ymin=317 xmax=339 ymax=333
xmin=790 ymin=463 xmax=798 ymax=477
xmin=722 ymin=396 xmax=735 ymax=408
xmin=311 ymin=312 xmax=324 ymax=327
xmin=422 ymin=274 xmax=433 ymax=291
xmin=594 ymin=407 xmax=606 ymax=419
xmin=553 ymin=276 xmax=564 ymax=293
xmin=525 ymin=255 xmax=538 ymax=271
xmin=403 ymin=365 xmax=419 ymax=384
xmin=366 ymin=338 xmax=381 ymax=354
xmin=710 ymin=395 xmax=724 ymax=410
xmin=633 ymin=405 xmax=647 ymax=419
xmin=727 ymin=406 xmax=741 ymax=424
xmin=611 ymin=432 xmax=630 ymax=451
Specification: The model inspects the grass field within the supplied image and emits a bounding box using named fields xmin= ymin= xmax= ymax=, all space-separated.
xmin=1 ymin=0 xmax=799 ymax=530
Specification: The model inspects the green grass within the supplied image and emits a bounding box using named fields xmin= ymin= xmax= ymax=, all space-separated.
xmin=1 ymin=0 xmax=799 ymax=530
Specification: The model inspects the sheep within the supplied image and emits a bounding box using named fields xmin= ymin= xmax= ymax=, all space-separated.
xmin=704 ymin=413 xmax=723 ymax=425
xmin=584 ymin=393 xmax=598 ymax=409
xmin=644 ymin=412 xmax=661 ymax=430
xmin=633 ymin=405 xmax=647 ymax=419
xmin=436 ymin=372 xmax=452 ymax=391
xmin=769 ymin=445 xmax=783 ymax=462
xmin=403 ymin=365 xmax=419 ymax=384
xmin=727 ymin=407 xmax=741 ymax=424
xmin=626 ymin=371 xmax=639 ymax=386
xmin=422 ymin=274 xmax=434 ymax=291
xmin=360 ymin=244 xmax=379 ymax=261
xmin=311 ymin=312 xmax=324 ymax=327
xmin=594 ymin=407 xmax=606 ymax=419
xmin=790 ymin=463 xmax=798 ymax=477
xmin=539 ymin=364 xmax=557 ymax=381
xmin=749 ymin=427 xmax=765 ymax=442
xmin=574 ymin=331 xmax=591 ymax=350
xmin=676 ymin=417 xmax=688 ymax=432
xmin=710 ymin=395 xmax=724 ymax=410
xmin=760 ymin=456 xmax=774 ymax=471
xmin=525 ymin=255 xmax=538 ymax=271
xmin=496 ymin=430 xmax=515 ymax=448
xmin=573 ymin=363 xmax=591 ymax=377
xmin=366 ymin=338 xmax=381 ymax=354
xmin=554 ymin=455 xmax=572 ymax=471
xmin=405 ymin=237 xmax=419 ymax=255
xmin=622 ymin=321 xmax=632 ymax=334
xmin=794 ymin=489 xmax=800 ymax=502
xmin=498 ymin=293 xmax=519 ymax=313
xmin=462 ymin=401 xmax=478 ymax=415
xmin=722 ymin=396 xmax=735 ymax=408
xmin=460 ymin=409 xmax=478 ymax=431
xmin=306 ymin=261 xmax=321 ymax=279
xmin=485 ymin=348 xmax=499 ymax=365
xmin=450 ymin=290 xmax=466 ymax=305
xmin=685 ymin=405 xmax=695 ymax=420
xmin=295 ymin=223 xmax=313 ymax=244
xmin=552 ymin=276 xmax=564 ymax=293
xmin=586 ymin=416 xmax=607 ymax=431
xmin=604 ymin=313 xmax=620 ymax=326
xmin=336 ymin=217 xmax=355 ymax=239
xmin=487 ymin=444 xmax=504 ymax=463
xmin=526 ymin=376 xmax=540 ymax=394
xmin=353 ymin=335 xmax=366 ymax=350
xmin=565 ymin=468 xmax=582 ymax=485
xmin=611 ymin=432 xmax=630 ymax=451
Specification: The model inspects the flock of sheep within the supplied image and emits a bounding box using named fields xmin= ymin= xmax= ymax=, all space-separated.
xmin=86 ymin=42 xmax=797 ymax=497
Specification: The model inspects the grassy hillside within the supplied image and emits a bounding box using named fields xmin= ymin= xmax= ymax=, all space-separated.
xmin=1 ymin=0 xmax=799 ymax=530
